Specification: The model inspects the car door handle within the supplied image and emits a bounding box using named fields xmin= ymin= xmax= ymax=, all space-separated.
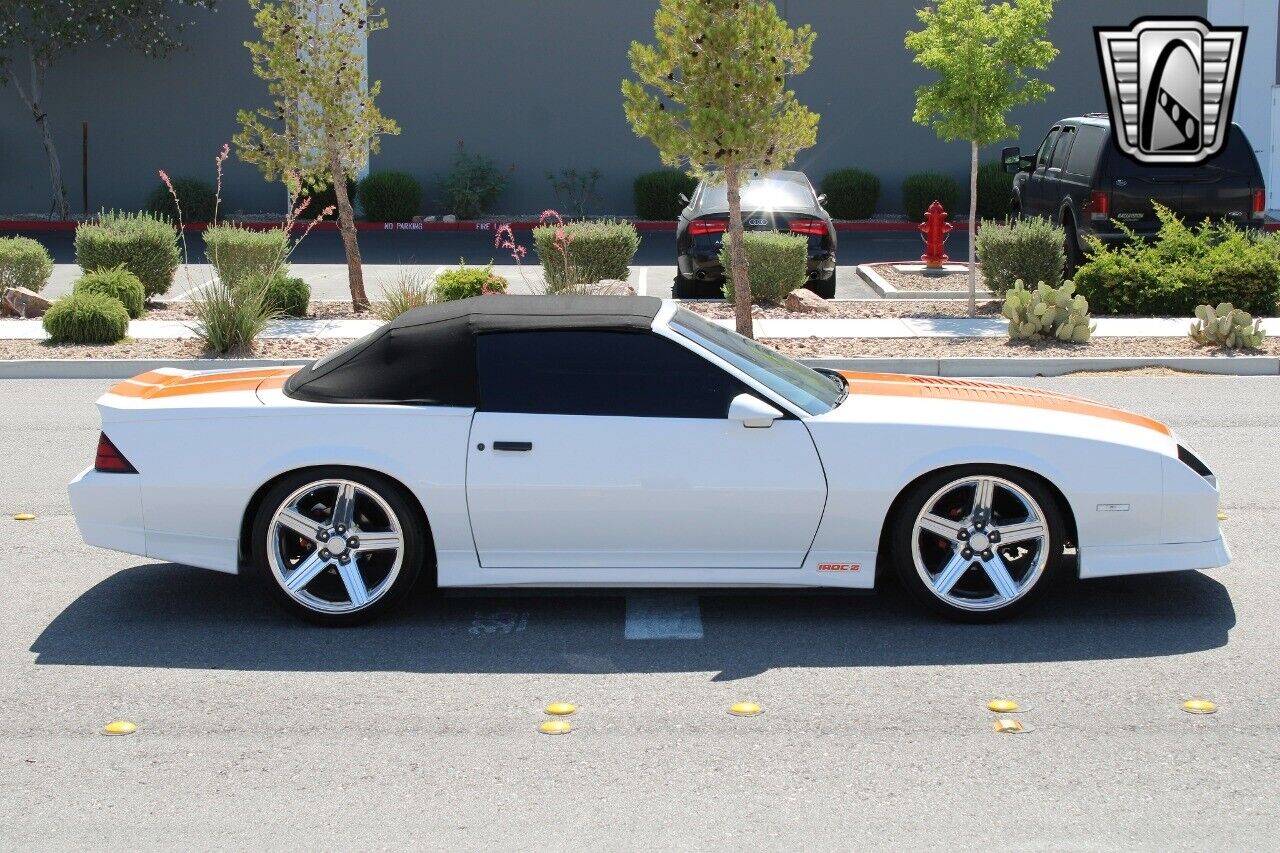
xmin=493 ymin=441 xmax=533 ymax=452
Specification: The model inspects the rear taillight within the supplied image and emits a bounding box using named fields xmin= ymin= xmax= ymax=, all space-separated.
xmin=1253 ymin=188 xmax=1266 ymax=218
xmin=1089 ymin=190 xmax=1110 ymax=221
xmin=788 ymin=218 xmax=828 ymax=237
xmin=95 ymin=432 xmax=137 ymax=473
xmin=688 ymin=219 xmax=727 ymax=236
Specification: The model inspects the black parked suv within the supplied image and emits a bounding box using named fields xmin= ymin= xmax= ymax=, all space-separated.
xmin=1002 ymin=115 xmax=1266 ymax=271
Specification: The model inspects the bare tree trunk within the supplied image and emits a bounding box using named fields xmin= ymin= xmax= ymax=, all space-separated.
xmin=329 ymin=149 xmax=368 ymax=312
xmin=724 ymin=162 xmax=753 ymax=339
xmin=13 ymin=56 xmax=71 ymax=220
xmin=968 ymin=139 xmax=979 ymax=317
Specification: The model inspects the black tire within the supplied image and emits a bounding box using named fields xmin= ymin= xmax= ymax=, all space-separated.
xmin=673 ymin=273 xmax=726 ymax=299
xmin=672 ymin=273 xmax=698 ymax=299
xmin=1063 ymin=215 xmax=1085 ymax=278
xmin=807 ymin=270 xmax=836 ymax=299
xmin=248 ymin=467 xmax=427 ymax=626
xmin=888 ymin=465 xmax=1066 ymax=623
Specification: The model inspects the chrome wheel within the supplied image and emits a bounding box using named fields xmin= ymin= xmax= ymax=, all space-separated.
xmin=910 ymin=475 xmax=1051 ymax=613
xmin=266 ymin=478 xmax=404 ymax=615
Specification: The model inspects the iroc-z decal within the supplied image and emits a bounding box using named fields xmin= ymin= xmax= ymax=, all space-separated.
xmin=1095 ymin=17 xmax=1246 ymax=165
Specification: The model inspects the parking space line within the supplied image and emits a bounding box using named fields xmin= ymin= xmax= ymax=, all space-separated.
xmin=624 ymin=593 xmax=704 ymax=640
xmin=636 ymin=267 xmax=648 ymax=296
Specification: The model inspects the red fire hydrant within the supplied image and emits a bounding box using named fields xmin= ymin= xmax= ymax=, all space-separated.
xmin=919 ymin=200 xmax=953 ymax=269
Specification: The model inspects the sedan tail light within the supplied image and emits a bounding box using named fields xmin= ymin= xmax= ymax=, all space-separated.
xmin=688 ymin=219 xmax=728 ymax=236
xmin=1089 ymin=190 xmax=1110 ymax=221
xmin=788 ymin=218 xmax=828 ymax=237
xmin=1253 ymin=188 xmax=1266 ymax=219
xmin=95 ymin=432 xmax=137 ymax=473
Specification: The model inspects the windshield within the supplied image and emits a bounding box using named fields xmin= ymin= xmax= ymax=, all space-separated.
xmin=668 ymin=308 xmax=845 ymax=415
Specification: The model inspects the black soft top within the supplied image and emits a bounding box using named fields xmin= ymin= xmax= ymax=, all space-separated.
xmin=285 ymin=294 xmax=664 ymax=406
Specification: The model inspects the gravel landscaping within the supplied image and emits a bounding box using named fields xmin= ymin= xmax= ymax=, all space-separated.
xmin=871 ymin=262 xmax=990 ymax=292
xmin=684 ymin=298 xmax=1003 ymax=318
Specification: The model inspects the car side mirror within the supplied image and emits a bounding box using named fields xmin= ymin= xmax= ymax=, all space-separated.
xmin=679 ymin=193 xmax=691 ymax=204
xmin=1001 ymin=146 xmax=1022 ymax=174
xmin=728 ymin=393 xmax=783 ymax=428
xmin=817 ymin=193 xmax=828 ymax=205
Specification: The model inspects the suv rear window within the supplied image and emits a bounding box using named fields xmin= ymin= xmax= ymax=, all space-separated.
xmin=1066 ymin=125 xmax=1106 ymax=176
xmin=1102 ymin=124 xmax=1261 ymax=179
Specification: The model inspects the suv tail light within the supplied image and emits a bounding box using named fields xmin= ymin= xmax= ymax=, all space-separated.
xmin=789 ymin=218 xmax=828 ymax=237
xmin=1253 ymin=188 xmax=1266 ymax=219
xmin=688 ymin=219 xmax=727 ymax=236
xmin=1089 ymin=191 xmax=1110 ymax=221
xmin=95 ymin=432 xmax=137 ymax=473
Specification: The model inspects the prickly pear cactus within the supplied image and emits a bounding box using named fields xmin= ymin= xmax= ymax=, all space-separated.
xmin=1002 ymin=279 xmax=1096 ymax=343
xmin=1189 ymin=303 xmax=1267 ymax=350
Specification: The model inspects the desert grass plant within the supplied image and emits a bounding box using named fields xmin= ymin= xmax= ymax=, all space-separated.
xmin=0 ymin=236 xmax=55 ymax=292
xmin=42 ymin=291 xmax=130 ymax=344
xmin=1189 ymin=303 xmax=1266 ymax=350
xmin=719 ymin=232 xmax=808 ymax=303
xmin=373 ymin=268 xmax=435 ymax=321
xmin=533 ymin=215 xmax=639 ymax=292
xmin=433 ymin=260 xmax=508 ymax=302
xmin=74 ymin=210 xmax=181 ymax=299
xmin=203 ymin=225 xmax=290 ymax=288
xmin=73 ymin=266 xmax=146 ymax=318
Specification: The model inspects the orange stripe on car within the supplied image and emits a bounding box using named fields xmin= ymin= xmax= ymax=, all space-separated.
xmin=107 ymin=367 xmax=299 ymax=399
xmin=838 ymin=371 xmax=1171 ymax=435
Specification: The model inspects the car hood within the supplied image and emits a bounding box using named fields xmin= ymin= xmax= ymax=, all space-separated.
xmin=820 ymin=371 xmax=1175 ymax=454
xmin=97 ymin=366 xmax=301 ymax=420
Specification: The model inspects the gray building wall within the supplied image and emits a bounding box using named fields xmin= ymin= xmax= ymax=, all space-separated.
xmin=0 ymin=0 xmax=1207 ymax=218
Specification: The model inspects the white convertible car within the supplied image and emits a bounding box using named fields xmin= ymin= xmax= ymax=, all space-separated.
xmin=70 ymin=296 xmax=1228 ymax=625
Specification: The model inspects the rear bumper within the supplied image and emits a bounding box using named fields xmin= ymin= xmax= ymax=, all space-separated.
xmin=678 ymin=250 xmax=836 ymax=282
xmin=68 ymin=466 xmax=146 ymax=557
xmin=1078 ymin=535 xmax=1230 ymax=579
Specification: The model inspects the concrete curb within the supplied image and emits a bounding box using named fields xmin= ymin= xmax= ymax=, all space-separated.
xmin=3 ymin=355 xmax=1276 ymax=381
xmin=855 ymin=263 xmax=996 ymax=301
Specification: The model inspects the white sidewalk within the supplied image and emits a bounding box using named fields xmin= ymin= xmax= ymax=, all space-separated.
xmin=4 ymin=315 xmax=1276 ymax=341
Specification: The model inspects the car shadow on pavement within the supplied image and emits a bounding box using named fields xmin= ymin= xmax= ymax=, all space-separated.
xmin=30 ymin=563 xmax=1234 ymax=679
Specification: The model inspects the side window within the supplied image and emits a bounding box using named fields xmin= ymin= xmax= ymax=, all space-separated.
xmin=1036 ymin=127 xmax=1061 ymax=168
xmin=1065 ymin=126 xmax=1106 ymax=177
xmin=1048 ymin=127 xmax=1075 ymax=170
xmin=476 ymin=331 xmax=749 ymax=419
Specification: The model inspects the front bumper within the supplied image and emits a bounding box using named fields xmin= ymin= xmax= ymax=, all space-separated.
xmin=68 ymin=466 xmax=146 ymax=557
xmin=1079 ymin=534 xmax=1230 ymax=579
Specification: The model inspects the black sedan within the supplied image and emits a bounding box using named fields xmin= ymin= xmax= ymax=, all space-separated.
xmin=674 ymin=170 xmax=838 ymax=299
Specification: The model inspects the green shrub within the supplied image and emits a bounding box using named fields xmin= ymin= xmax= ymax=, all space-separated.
xmin=820 ymin=168 xmax=880 ymax=220
xmin=256 ymin=273 xmax=310 ymax=318
xmin=976 ymin=216 xmax=1065 ymax=296
xmin=1074 ymin=205 xmax=1280 ymax=315
xmin=0 ymin=236 xmax=54 ymax=293
xmin=633 ymin=170 xmax=698 ymax=220
xmin=145 ymin=177 xmax=217 ymax=224
xmin=976 ymin=160 xmax=1014 ymax=221
xmin=1003 ymin=279 xmax=1095 ymax=342
xmin=189 ymin=277 xmax=277 ymax=354
xmin=296 ymin=176 xmax=356 ymax=218
xmin=440 ymin=142 xmax=509 ymax=219
xmin=358 ymin=171 xmax=423 ymax=222
xmin=533 ymin=219 xmax=640 ymax=292
xmin=719 ymin=231 xmax=808 ymax=303
xmin=203 ymin=224 xmax=288 ymax=289
xmin=547 ymin=168 xmax=602 ymax=219
xmin=433 ymin=260 xmax=508 ymax=302
xmin=74 ymin=211 xmax=180 ymax=298
xmin=374 ymin=268 xmax=435 ymax=321
xmin=42 ymin=292 xmax=130 ymax=344
xmin=73 ymin=266 xmax=146 ymax=318
xmin=902 ymin=172 xmax=962 ymax=222
xmin=1190 ymin=303 xmax=1266 ymax=349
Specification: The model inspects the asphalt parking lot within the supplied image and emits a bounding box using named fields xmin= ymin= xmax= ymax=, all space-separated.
xmin=2 ymin=375 xmax=1277 ymax=849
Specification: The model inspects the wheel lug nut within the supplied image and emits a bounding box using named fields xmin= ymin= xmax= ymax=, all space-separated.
xmin=962 ymin=548 xmax=973 ymax=559
xmin=957 ymin=530 xmax=969 ymax=541
xmin=348 ymin=538 xmax=359 ymax=548
xmin=982 ymin=550 xmax=993 ymax=560
xmin=320 ymin=550 xmax=330 ymax=559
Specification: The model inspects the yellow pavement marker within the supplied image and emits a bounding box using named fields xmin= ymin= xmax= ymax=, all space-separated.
xmin=987 ymin=698 xmax=1021 ymax=713
xmin=992 ymin=718 xmax=1031 ymax=734
xmin=13 ymin=513 xmax=36 ymax=521
xmin=1217 ymin=511 xmax=1228 ymax=521
xmin=728 ymin=702 xmax=763 ymax=717
xmin=1182 ymin=699 xmax=1218 ymax=715
xmin=539 ymin=720 xmax=573 ymax=735
xmin=101 ymin=720 xmax=137 ymax=736
xmin=544 ymin=702 xmax=577 ymax=717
